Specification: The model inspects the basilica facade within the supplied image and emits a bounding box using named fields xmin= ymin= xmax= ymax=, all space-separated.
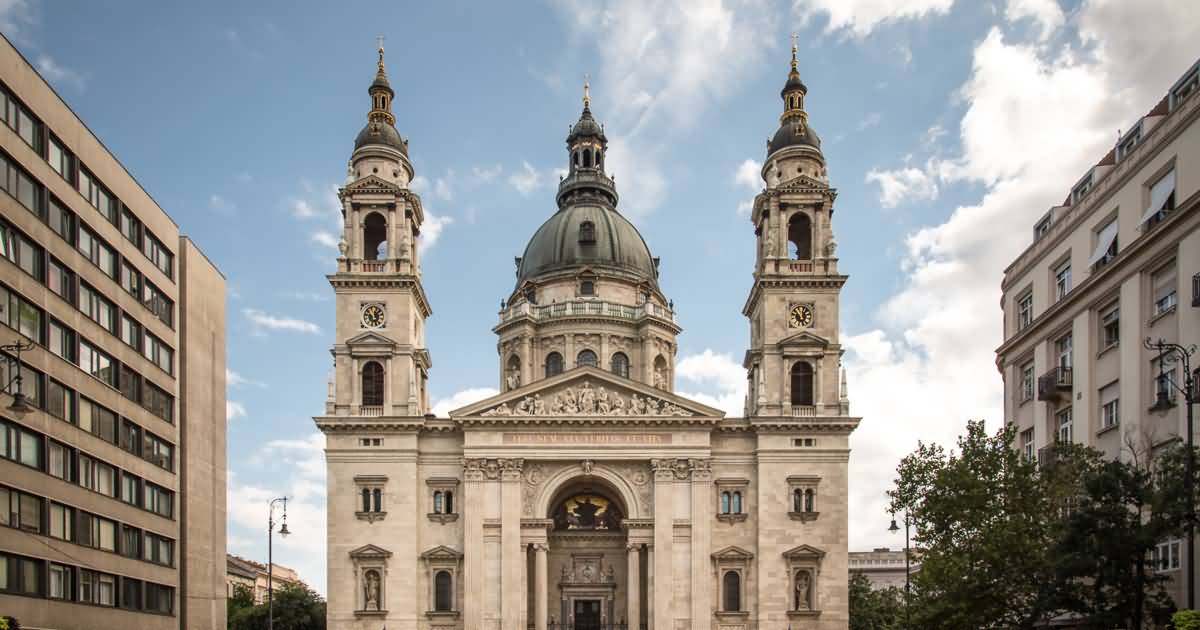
xmin=315 ymin=44 xmax=859 ymax=630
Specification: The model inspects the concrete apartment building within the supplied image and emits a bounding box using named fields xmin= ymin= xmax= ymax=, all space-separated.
xmin=997 ymin=58 xmax=1200 ymax=607
xmin=0 ymin=35 xmax=227 ymax=629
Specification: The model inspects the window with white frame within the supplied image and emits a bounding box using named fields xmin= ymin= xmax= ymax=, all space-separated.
xmin=716 ymin=478 xmax=749 ymax=523
xmin=1054 ymin=260 xmax=1072 ymax=302
xmin=1056 ymin=334 xmax=1073 ymax=370
xmin=1020 ymin=363 xmax=1034 ymax=402
xmin=1087 ymin=219 xmax=1119 ymax=269
xmin=355 ymin=475 xmax=387 ymax=522
xmin=1151 ymin=262 xmax=1177 ymax=316
xmin=1056 ymin=407 xmax=1073 ymax=443
xmin=1099 ymin=382 xmax=1119 ymax=430
xmin=1154 ymin=540 xmax=1182 ymax=572
xmin=1100 ymin=303 xmax=1119 ymax=348
xmin=1017 ymin=291 xmax=1033 ymax=331
xmin=427 ymin=477 xmax=459 ymax=523
xmin=1154 ymin=360 xmax=1177 ymax=406
xmin=1021 ymin=428 xmax=1035 ymax=462
xmin=1141 ymin=168 xmax=1176 ymax=229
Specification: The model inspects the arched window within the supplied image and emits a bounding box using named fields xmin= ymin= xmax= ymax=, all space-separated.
xmin=732 ymin=491 xmax=742 ymax=514
xmin=790 ymin=361 xmax=814 ymax=407
xmin=722 ymin=571 xmax=741 ymax=612
xmin=720 ymin=492 xmax=731 ymax=515
xmin=804 ymin=489 xmax=815 ymax=513
xmin=434 ymin=570 xmax=453 ymax=612
xmin=577 ymin=350 xmax=598 ymax=369
xmin=788 ymin=213 xmax=812 ymax=260
xmin=362 ymin=361 xmax=384 ymax=407
xmin=444 ymin=491 xmax=453 ymax=514
xmin=793 ymin=489 xmax=803 ymax=513
xmin=434 ymin=491 xmax=444 ymax=514
xmin=361 ymin=488 xmax=371 ymax=513
xmin=545 ymin=352 xmax=564 ymax=378
xmin=579 ymin=221 xmax=596 ymax=243
xmin=611 ymin=352 xmax=630 ymax=378
xmin=363 ymin=212 xmax=388 ymax=261
xmin=584 ymin=149 xmax=593 ymax=168
xmin=373 ymin=488 xmax=382 ymax=512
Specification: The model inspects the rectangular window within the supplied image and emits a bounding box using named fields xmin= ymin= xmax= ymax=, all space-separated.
xmin=142 ymin=280 xmax=174 ymax=327
xmin=3 ymin=158 xmax=41 ymax=215
xmin=79 ymin=569 xmax=96 ymax=603
xmin=142 ymin=380 xmax=174 ymax=423
xmin=144 ymin=333 xmax=174 ymax=375
xmin=120 ymin=208 xmax=140 ymax=245
xmin=1156 ymin=363 xmax=1178 ymax=405
xmin=120 ymin=260 xmax=140 ymax=297
xmin=1152 ymin=263 xmax=1177 ymax=316
xmin=145 ymin=582 xmax=174 ymax=614
xmin=120 ymin=314 xmax=141 ymax=350
xmin=79 ymin=397 xmax=118 ymax=442
xmin=79 ymin=454 xmax=116 ymax=496
xmin=46 ymin=379 xmax=74 ymax=421
xmin=76 ymin=223 xmax=117 ymax=278
xmin=1056 ymin=407 xmax=1074 ymax=443
xmin=1101 ymin=303 xmax=1120 ymax=348
xmin=78 ymin=338 xmax=117 ymax=387
xmin=1088 ymin=218 xmax=1119 ymax=269
xmin=1022 ymin=428 xmax=1035 ymax=462
xmin=48 ymin=136 xmax=72 ymax=179
xmin=1142 ymin=169 xmax=1177 ymax=228
xmin=144 ymin=532 xmax=175 ymax=567
xmin=1056 ymin=334 xmax=1073 ymax=370
xmin=15 ymin=104 xmax=40 ymax=151
xmin=145 ymin=483 xmax=174 ymax=518
xmin=1100 ymin=382 xmax=1120 ymax=430
xmin=98 ymin=573 xmax=115 ymax=605
xmin=1 ymin=285 xmax=43 ymax=343
xmin=1016 ymin=291 xmax=1033 ymax=331
xmin=49 ymin=502 xmax=72 ymax=540
xmin=1021 ymin=363 xmax=1035 ymax=402
xmin=121 ymin=472 xmax=141 ymax=506
xmin=142 ymin=231 xmax=173 ymax=279
xmin=48 ymin=197 xmax=73 ymax=241
xmin=118 ymin=366 xmax=140 ymax=402
xmin=47 ymin=257 xmax=74 ymax=303
xmin=120 ymin=525 xmax=141 ymax=559
xmin=1072 ymin=172 xmax=1094 ymax=204
xmin=143 ymin=432 xmax=174 ymax=471
xmin=1055 ymin=261 xmax=1072 ymax=301
xmin=122 ymin=577 xmax=143 ymax=611
xmin=120 ymin=419 xmax=142 ymax=456
xmin=48 ymin=319 xmax=75 ymax=362
xmin=48 ymin=563 xmax=68 ymax=599
xmin=5 ymin=489 xmax=44 ymax=533
xmin=0 ymin=221 xmax=43 ymax=280
xmin=48 ymin=440 xmax=70 ymax=479
xmin=1155 ymin=540 xmax=1182 ymax=571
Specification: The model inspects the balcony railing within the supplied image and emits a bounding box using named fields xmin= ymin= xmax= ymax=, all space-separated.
xmin=358 ymin=405 xmax=383 ymax=417
xmin=1037 ymin=367 xmax=1073 ymax=401
xmin=791 ymin=405 xmax=816 ymax=417
xmin=499 ymin=299 xmax=675 ymax=325
xmin=361 ymin=261 xmax=387 ymax=273
xmin=542 ymin=624 xmax=642 ymax=630
xmin=1192 ymin=273 xmax=1199 ymax=307
xmin=1038 ymin=444 xmax=1059 ymax=469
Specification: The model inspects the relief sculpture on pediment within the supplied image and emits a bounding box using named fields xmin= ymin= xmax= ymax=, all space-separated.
xmin=479 ymin=379 xmax=692 ymax=417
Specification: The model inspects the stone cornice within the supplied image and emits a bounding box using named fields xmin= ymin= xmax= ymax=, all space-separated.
xmin=742 ymin=276 xmax=848 ymax=317
xmin=327 ymin=275 xmax=433 ymax=318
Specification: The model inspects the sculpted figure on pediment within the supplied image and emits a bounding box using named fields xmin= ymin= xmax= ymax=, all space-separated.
xmin=596 ymin=387 xmax=611 ymax=414
xmin=611 ymin=395 xmax=626 ymax=415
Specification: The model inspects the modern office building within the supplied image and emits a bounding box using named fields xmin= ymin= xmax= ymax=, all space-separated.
xmin=0 ymin=36 xmax=227 ymax=629
xmin=997 ymin=58 xmax=1200 ymax=607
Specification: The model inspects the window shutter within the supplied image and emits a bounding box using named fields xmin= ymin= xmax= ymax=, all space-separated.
xmin=1140 ymin=169 xmax=1176 ymax=224
xmin=1086 ymin=220 xmax=1119 ymax=266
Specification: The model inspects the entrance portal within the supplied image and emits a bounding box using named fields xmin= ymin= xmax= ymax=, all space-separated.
xmin=574 ymin=599 xmax=602 ymax=630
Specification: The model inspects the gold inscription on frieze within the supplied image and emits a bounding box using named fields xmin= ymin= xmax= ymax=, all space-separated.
xmin=502 ymin=433 xmax=673 ymax=445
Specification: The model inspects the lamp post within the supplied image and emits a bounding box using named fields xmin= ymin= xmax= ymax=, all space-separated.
xmin=889 ymin=511 xmax=911 ymax=628
xmin=1 ymin=339 xmax=36 ymax=418
xmin=268 ymin=496 xmax=291 ymax=630
xmin=1145 ymin=337 xmax=1197 ymax=610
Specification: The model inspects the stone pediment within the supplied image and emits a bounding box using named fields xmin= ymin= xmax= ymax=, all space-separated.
xmin=345 ymin=331 xmax=397 ymax=349
xmin=343 ymin=174 xmax=400 ymax=195
xmin=777 ymin=173 xmax=829 ymax=190
xmin=419 ymin=545 xmax=463 ymax=561
xmin=348 ymin=544 xmax=393 ymax=560
xmin=449 ymin=366 xmax=725 ymax=420
xmin=782 ymin=544 xmax=826 ymax=561
xmin=778 ymin=330 xmax=830 ymax=348
xmin=711 ymin=545 xmax=755 ymax=561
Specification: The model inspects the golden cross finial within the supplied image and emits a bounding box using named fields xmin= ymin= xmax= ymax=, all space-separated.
xmin=583 ymin=73 xmax=591 ymax=108
xmin=791 ymin=32 xmax=798 ymax=69
xmin=376 ymin=35 xmax=385 ymax=68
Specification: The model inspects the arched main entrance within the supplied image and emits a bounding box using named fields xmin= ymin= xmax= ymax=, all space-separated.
xmin=540 ymin=477 xmax=636 ymax=630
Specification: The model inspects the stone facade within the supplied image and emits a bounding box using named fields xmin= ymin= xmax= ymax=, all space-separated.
xmin=317 ymin=44 xmax=858 ymax=630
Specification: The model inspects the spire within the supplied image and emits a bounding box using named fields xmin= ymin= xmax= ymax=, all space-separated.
xmin=583 ymin=74 xmax=591 ymax=110
xmin=791 ymin=32 xmax=799 ymax=73
xmin=367 ymin=38 xmax=396 ymax=127
xmin=779 ymin=34 xmax=809 ymax=123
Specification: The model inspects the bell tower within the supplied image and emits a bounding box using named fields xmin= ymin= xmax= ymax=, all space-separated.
xmin=324 ymin=44 xmax=432 ymax=420
xmin=743 ymin=39 xmax=849 ymax=418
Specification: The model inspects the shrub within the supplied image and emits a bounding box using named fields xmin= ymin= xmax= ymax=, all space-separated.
xmin=1174 ymin=610 xmax=1200 ymax=630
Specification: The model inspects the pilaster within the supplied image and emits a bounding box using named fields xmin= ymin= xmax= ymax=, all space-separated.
xmin=463 ymin=459 xmax=487 ymax=630
xmin=650 ymin=459 xmax=676 ymax=630
xmin=501 ymin=458 xmax=525 ymax=630
xmin=690 ymin=459 xmax=712 ymax=625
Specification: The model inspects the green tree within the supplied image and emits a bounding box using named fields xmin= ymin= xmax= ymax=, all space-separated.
xmin=227 ymin=583 xmax=255 ymax=628
xmin=848 ymin=571 xmax=903 ymax=630
xmin=1174 ymin=609 xmax=1200 ymax=630
xmin=229 ymin=582 xmax=326 ymax=630
xmin=889 ymin=420 xmax=1094 ymax=629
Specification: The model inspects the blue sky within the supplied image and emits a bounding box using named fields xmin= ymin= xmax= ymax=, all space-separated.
xmin=6 ymin=0 xmax=1196 ymax=593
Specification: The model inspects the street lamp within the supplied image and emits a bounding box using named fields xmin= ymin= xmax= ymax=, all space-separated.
xmin=889 ymin=511 xmax=911 ymax=628
xmin=268 ymin=496 xmax=291 ymax=630
xmin=1145 ymin=337 xmax=1198 ymax=610
xmin=1 ymin=340 xmax=36 ymax=418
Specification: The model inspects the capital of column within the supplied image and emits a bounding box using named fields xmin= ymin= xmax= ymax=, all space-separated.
xmin=650 ymin=458 xmax=676 ymax=481
xmin=501 ymin=457 xmax=525 ymax=481
xmin=533 ymin=542 xmax=550 ymax=553
xmin=689 ymin=458 xmax=713 ymax=481
xmin=626 ymin=542 xmax=643 ymax=552
xmin=465 ymin=457 xmax=519 ymax=481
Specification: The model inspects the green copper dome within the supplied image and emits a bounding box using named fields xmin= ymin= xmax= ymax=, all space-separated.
xmin=516 ymin=204 xmax=657 ymax=287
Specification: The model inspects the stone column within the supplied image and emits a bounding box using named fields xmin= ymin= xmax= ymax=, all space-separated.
xmin=690 ymin=459 xmax=712 ymax=624
xmin=566 ymin=333 xmax=576 ymax=370
xmin=600 ymin=334 xmax=610 ymax=371
xmin=651 ymin=459 xmax=676 ymax=630
xmin=641 ymin=336 xmax=654 ymax=384
xmin=535 ymin=543 xmax=548 ymax=630
xmin=627 ymin=543 xmax=641 ymax=630
xmin=463 ymin=459 xmax=486 ymax=630
xmin=646 ymin=545 xmax=654 ymax=630
xmin=501 ymin=459 xmax=525 ymax=629
xmin=521 ymin=334 xmax=533 ymax=386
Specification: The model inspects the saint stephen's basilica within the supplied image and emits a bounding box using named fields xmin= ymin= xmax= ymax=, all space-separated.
xmin=314 ymin=42 xmax=860 ymax=630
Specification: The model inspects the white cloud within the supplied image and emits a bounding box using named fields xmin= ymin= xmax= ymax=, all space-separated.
xmin=242 ymin=308 xmax=321 ymax=335
xmin=226 ymin=400 xmax=247 ymax=421
xmin=1005 ymin=0 xmax=1064 ymax=40
xmin=896 ymin=43 xmax=914 ymax=67
xmin=226 ymin=369 xmax=265 ymax=388
xmin=412 ymin=172 xmax=454 ymax=201
xmin=856 ymin=111 xmax=883 ymax=131
xmin=431 ymin=387 xmax=500 ymax=417
xmin=471 ymin=164 xmax=503 ymax=184
xmin=733 ymin=158 xmax=762 ymax=215
xmin=845 ymin=0 xmax=1200 ymax=554
xmin=793 ymin=0 xmax=955 ymax=38
xmin=554 ymin=0 xmax=775 ymax=215
xmin=35 ymin=54 xmax=84 ymax=90
xmin=864 ymin=165 xmax=939 ymax=208
xmin=209 ymin=194 xmax=234 ymax=213
xmin=289 ymin=181 xmax=340 ymax=223
xmin=419 ymin=213 xmax=453 ymax=249
xmin=507 ymin=161 xmax=544 ymax=196
xmin=309 ymin=230 xmax=339 ymax=251
xmin=0 ymin=0 xmax=32 ymax=40
xmin=280 ymin=291 xmax=328 ymax=302
xmin=676 ymin=349 xmax=746 ymax=417
xmin=227 ymin=432 xmax=327 ymax=594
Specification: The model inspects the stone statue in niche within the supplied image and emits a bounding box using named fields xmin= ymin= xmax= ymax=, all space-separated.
xmin=364 ymin=570 xmax=381 ymax=611
xmin=765 ymin=223 xmax=777 ymax=258
xmin=337 ymin=239 xmax=349 ymax=258
xmin=506 ymin=367 xmax=520 ymax=392
xmin=653 ymin=366 xmax=667 ymax=390
xmin=767 ymin=160 xmax=780 ymax=187
xmin=398 ymin=228 xmax=411 ymax=259
xmin=795 ymin=570 xmax=812 ymax=611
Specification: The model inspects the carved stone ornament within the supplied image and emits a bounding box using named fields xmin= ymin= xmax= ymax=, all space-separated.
xmin=580 ymin=459 xmax=595 ymax=475
xmin=480 ymin=380 xmax=692 ymax=417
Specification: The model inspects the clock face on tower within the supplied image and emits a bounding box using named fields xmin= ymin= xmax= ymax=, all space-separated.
xmin=789 ymin=304 xmax=814 ymax=328
xmin=361 ymin=304 xmax=386 ymax=329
